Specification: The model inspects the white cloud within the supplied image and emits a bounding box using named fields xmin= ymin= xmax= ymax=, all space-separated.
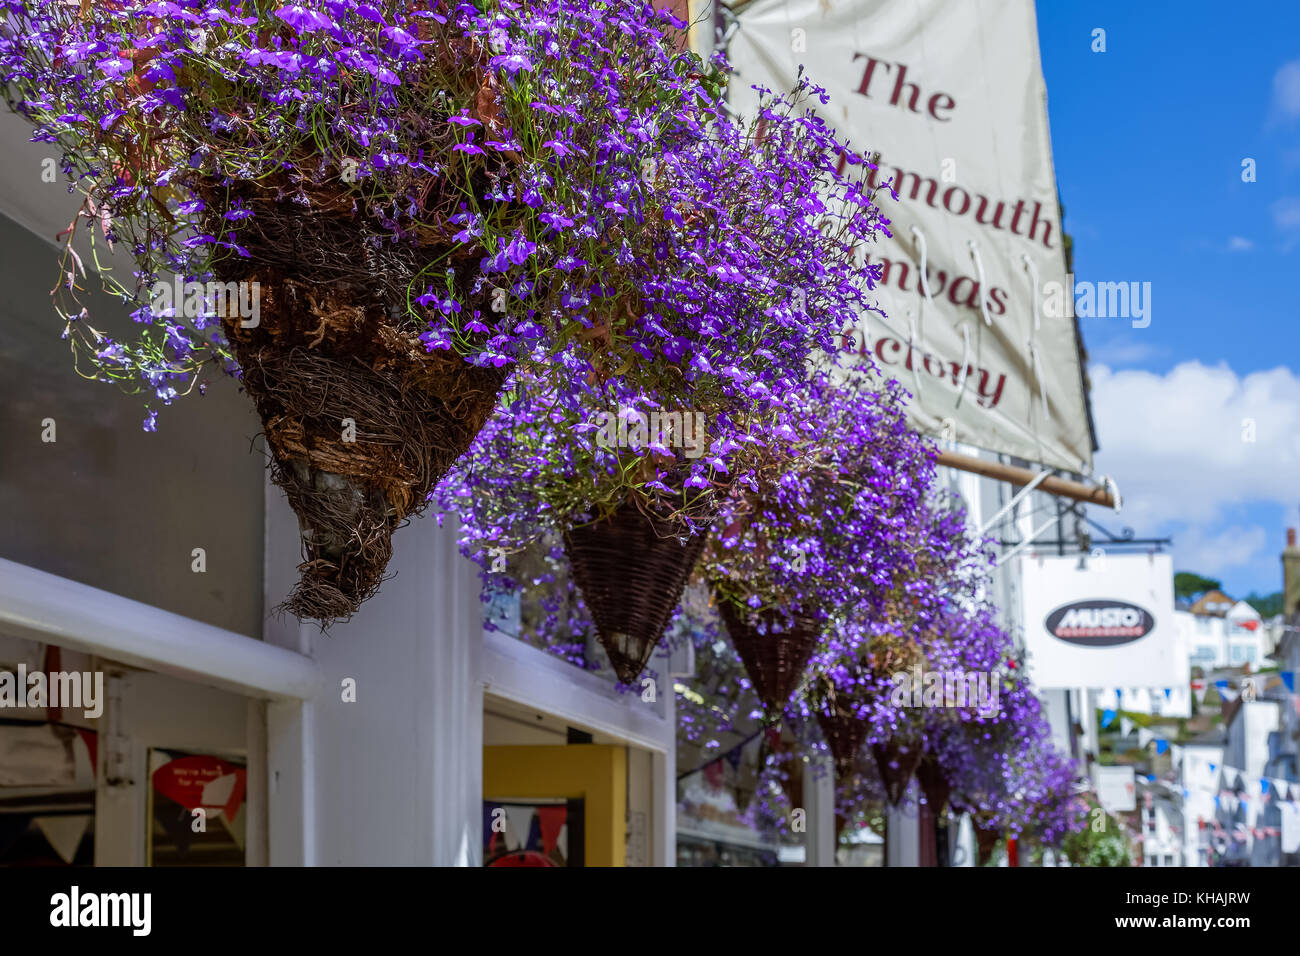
xmin=1090 ymin=361 xmax=1300 ymax=530
xmin=1168 ymin=525 xmax=1269 ymax=579
xmin=1274 ymin=59 xmax=1300 ymax=119
xmin=1273 ymin=196 xmax=1300 ymax=231
xmin=1227 ymin=236 xmax=1254 ymax=251
xmin=1087 ymin=336 xmax=1161 ymax=366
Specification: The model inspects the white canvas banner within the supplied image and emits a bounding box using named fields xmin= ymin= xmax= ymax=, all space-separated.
xmin=727 ymin=0 xmax=1094 ymax=471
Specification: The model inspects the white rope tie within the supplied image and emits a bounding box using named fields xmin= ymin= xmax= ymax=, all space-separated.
xmin=909 ymin=226 xmax=936 ymax=397
xmin=1022 ymin=254 xmax=1041 ymax=333
xmin=967 ymin=240 xmax=994 ymax=327
xmin=1023 ymin=254 xmax=1047 ymax=424
xmin=912 ymin=225 xmax=936 ymax=306
xmin=954 ymin=321 xmax=972 ymax=407
xmin=905 ymin=306 xmax=922 ymax=395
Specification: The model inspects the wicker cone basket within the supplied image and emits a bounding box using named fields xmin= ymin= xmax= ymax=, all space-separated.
xmin=870 ymin=736 xmax=923 ymax=806
xmin=563 ymin=499 xmax=708 ymax=684
xmin=816 ymin=710 xmax=869 ymax=778
xmin=221 ymin=276 xmax=505 ymax=625
xmin=914 ymin=752 xmax=953 ymax=814
xmin=716 ymin=601 xmax=819 ymax=713
xmin=974 ymin=817 xmax=1003 ymax=866
xmin=207 ymin=178 xmax=505 ymax=625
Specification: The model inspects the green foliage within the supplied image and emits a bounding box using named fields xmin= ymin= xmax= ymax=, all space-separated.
xmin=1174 ymin=571 xmax=1222 ymax=602
xmin=1060 ymin=801 xmax=1132 ymax=867
xmin=1244 ymin=591 xmax=1283 ymax=617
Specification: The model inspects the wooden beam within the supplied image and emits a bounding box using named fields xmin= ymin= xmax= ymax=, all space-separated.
xmin=936 ymin=450 xmax=1117 ymax=510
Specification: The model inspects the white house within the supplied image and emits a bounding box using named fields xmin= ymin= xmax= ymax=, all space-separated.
xmin=1176 ymin=591 xmax=1272 ymax=673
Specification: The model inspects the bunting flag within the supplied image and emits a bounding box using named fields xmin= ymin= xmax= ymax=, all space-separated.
xmin=1191 ymin=680 xmax=1207 ymax=705
xmin=1281 ymin=671 xmax=1296 ymax=693
xmin=537 ymin=805 xmax=567 ymax=856
xmin=1137 ymin=727 xmax=1155 ymax=749
xmin=1155 ymin=739 xmax=1169 ymax=756
xmin=1101 ymin=708 xmax=1117 ymax=729
xmin=33 ymin=815 xmax=91 ymax=865
xmin=1115 ymin=689 xmax=1123 ymax=705
xmin=1281 ymin=801 xmax=1300 ymax=853
xmin=703 ymin=759 xmax=725 ymax=790
xmin=1219 ymin=686 xmax=1240 ymax=704
xmin=503 ymin=805 xmax=534 ymax=852
xmin=1171 ymin=745 xmax=1184 ymax=768
xmin=1163 ymin=687 xmax=1173 ymax=701
xmin=1120 ymin=717 xmax=1133 ymax=737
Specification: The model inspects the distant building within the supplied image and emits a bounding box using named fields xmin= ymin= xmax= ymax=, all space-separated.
xmin=1176 ymin=590 xmax=1272 ymax=672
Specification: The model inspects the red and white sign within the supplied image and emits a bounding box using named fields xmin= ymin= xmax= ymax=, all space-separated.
xmin=152 ymin=754 xmax=246 ymax=822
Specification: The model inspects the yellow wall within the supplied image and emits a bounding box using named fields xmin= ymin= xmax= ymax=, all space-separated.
xmin=483 ymin=745 xmax=626 ymax=867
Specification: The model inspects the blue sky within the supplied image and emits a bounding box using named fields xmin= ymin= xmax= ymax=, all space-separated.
xmin=1036 ymin=0 xmax=1300 ymax=599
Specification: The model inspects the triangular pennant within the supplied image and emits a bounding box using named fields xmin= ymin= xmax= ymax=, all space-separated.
xmin=1137 ymin=727 xmax=1155 ymax=749
xmin=1155 ymin=738 xmax=1169 ymax=756
xmin=503 ymin=805 xmax=534 ymax=852
xmin=33 ymin=815 xmax=91 ymax=864
xmin=1171 ymin=745 xmax=1184 ymax=767
xmin=1219 ymin=687 xmax=1239 ymax=703
xmin=1101 ymin=708 xmax=1117 ymax=728
xmin=1163 ymin=687 xmax=1173 ymax=700
xmin=1120 ymin=717 xmax=1133 ymax=737
xmin=1281 ymin=671 xmax=1296 ymax=693
xmin=537 ymin=805 xmax=566 ymax=856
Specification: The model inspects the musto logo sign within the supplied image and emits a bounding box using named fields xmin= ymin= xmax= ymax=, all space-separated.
xmin=1044 ymin=600 xmax=1155 ymax=647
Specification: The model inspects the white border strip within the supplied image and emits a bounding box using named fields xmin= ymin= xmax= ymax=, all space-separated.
xmin=0 ymin=557 xmax=318 ymax=700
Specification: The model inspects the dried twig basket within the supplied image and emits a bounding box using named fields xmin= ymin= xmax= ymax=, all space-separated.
xmin=209 ymin=182 xmax=505 ymax=625
xmin=717 ymin=601 xmax=819 ymax=713
xmin=870 ymin=736 xmax=923 ymax=806
xmin=563 ymin=499 xmax=708 ymax=684
xmin=816 ymin=710 xmax=869 ymax=778
xmin=914 ymin=752 xmax=953 ymax=814
xmin=974 ymin=816 xmax=1003 ymax=866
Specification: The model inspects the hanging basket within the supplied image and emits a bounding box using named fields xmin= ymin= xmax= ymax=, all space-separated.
xmin=716 ymin=601 xmax=819 ymax=713
xmin=914 ymin=752 xmax=953 ymax=815
xmin=870 ymin=736 xmax=923 ymax=806
xmin=973 ymin=816 xmax=1003 ymax=866
xmin=563 ymin=499 xmax=708 ymax=684
xmin=209 ymin=182 xmax=505 ymax=625
xmin=816 ymin=710 xmax=869 ymax=778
